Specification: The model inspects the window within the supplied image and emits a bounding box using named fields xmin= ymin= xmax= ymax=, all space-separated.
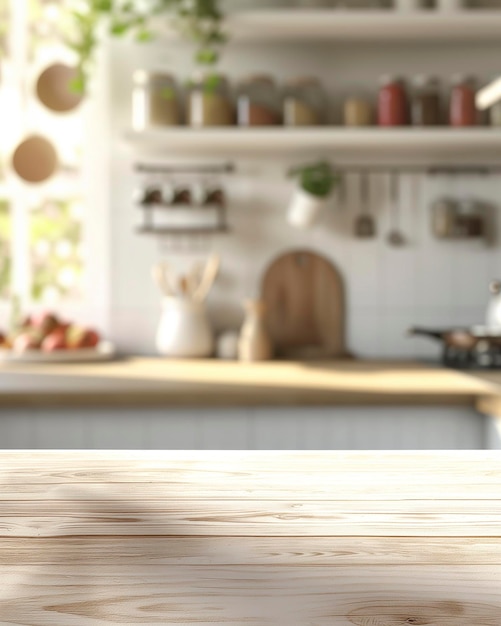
xmin=0 ymin=0 xmax=85 ymax=311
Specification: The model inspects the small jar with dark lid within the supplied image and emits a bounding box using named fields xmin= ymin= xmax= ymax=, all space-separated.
xmin=283 ymin=77 xmax=327 ymax=126
xmin=237 ymin=75 xmax=280 ymax=126
xmin=378 ymin=75 xmax=409 ymax=127
xmin=411 ymin=75 xmax=442 ymax=126
xmin=449 ymin=75 xmax=477 ymax=127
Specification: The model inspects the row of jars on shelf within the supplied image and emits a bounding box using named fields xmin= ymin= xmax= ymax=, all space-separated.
xmin=132 ymin=71 xmax=496 ymax=130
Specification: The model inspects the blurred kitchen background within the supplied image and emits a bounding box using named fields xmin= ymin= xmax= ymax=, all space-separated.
xmin=3 ymin=0 xmax=501 ymax=450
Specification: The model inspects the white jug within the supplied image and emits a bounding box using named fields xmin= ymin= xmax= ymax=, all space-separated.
xmin=156 ymin=297 xmax=214 ymax=358
xmin=152 ymin=254 xmax=220 ymax=358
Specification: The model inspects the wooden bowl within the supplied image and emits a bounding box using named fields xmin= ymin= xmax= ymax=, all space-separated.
xmin=12 ymin=135 xmax=58 ymax=183
xmin=36 ymin=63 xmax=82 ymax=113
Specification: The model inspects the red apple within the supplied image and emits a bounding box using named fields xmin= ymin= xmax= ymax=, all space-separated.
xmin=0 ymin=332 xmax=9 ymax=350
xmin=31 ymin=312 xmax=60 ymax=335
xmin=41 ymin=329 xmax=67 ymax=352
xmin=83 ymin=329 xmax=100 ymax=348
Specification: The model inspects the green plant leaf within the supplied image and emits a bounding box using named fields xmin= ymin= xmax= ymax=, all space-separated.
xmin=66 ymin=0 xmax=226 ymax=93
xmin=136 ymin=28 xmax=154 ymax=42
xmin=289 ymin=161 xmax=341 ymax=198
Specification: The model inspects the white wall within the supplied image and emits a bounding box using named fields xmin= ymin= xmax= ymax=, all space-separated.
xmin=106 ymin=37 xmax=501 ymax=359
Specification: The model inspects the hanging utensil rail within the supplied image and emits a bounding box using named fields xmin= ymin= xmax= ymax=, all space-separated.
xmin=135 ymin=162 xmax=235 ymax=175
xmin=330 ymin=164 xmax=501 ymax=175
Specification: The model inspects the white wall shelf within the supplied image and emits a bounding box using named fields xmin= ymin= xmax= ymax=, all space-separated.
xmin=125 ymin=128 xmax=501 ymax=164
xmin=154 ymin=11 xmax=501 ymax=43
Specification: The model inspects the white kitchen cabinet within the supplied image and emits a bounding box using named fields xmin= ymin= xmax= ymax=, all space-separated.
xmin=0 ymin=406 xmax=488 ymax=450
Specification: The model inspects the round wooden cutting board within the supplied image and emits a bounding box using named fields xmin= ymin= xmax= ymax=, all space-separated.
xmin=261 ymin=249 xmax=348 ymax=359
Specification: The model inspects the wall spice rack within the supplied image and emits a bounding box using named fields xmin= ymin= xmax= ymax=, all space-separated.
xmin=134 ymin=162 xmax=231 ymax=237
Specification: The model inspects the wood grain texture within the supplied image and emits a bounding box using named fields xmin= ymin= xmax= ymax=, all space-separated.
xmin=1 ymin=566 xmax=501 ymax=625
xmin=1 ymin=451 xmax=500 ymax=624
xmin=0 ymin=358 xmax=496 ymax=408
xmin=261 ymin=250 xmax=347 ymax=358
xmin=2 ymin=536 xmax=501 ymax=565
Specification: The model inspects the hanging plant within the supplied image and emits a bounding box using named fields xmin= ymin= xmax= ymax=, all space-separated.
xmin=286 ymin=161 xmax=341 ymax=229
xmin=65 ymin=0 xmax=226 ymax=93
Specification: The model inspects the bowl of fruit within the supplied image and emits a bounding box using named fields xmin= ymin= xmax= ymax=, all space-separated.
xmin=0 ymin=312 xmax=115 ymax=363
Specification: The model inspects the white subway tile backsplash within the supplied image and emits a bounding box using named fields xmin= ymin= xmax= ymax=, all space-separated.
xmin=348 ymin=312 xmax=383 ymax=358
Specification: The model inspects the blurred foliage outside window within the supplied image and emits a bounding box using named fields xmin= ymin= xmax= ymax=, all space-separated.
xmin=30 ymin=199 xmax=83 ymax=302
xmin=0 ymin=0 xmax=84 ymax=305
xmin=0 ymin=200 xmax=11 ymax=299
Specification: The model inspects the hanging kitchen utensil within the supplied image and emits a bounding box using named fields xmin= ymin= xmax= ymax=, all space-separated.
xmin=261 ymin=249 xmax=348 ymax=359
xmin=354 ymin=170 xmax=376 ymax=238
xmin=387 ymin=170 xmax=406 ymax=247
xmin=337 ymin=174 xmax=346 ymax=211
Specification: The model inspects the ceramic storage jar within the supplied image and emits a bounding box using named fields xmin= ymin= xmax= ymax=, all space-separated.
xmin=237 ymin=75 xmax=281 ymax=126
xmin=187 ymin=73 xmax=234 ymax=127
xmin=411 ymin=75 xmax=442 ymax=126
xmin=283 ymin=77 xmax=327 ymax=126
xmin=378 ymin=75 xmax=409 ymax=126
xmin=344 ymin=96 xmax=373 ymax=126
xmin=449 ymin=75 xmax=478 ymax=127
xmin=132 ymin=71 xmax=182 ymax=130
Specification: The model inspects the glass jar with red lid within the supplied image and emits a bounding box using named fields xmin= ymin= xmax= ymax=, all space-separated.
xmin=378 ymin=76 xmax=409 ymax=127
xmin=449 ymin=75 xmax=477 ymax=127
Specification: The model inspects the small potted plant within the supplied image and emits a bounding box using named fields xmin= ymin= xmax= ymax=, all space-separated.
xmin=287 ymin=161 xmax=340 ymax=229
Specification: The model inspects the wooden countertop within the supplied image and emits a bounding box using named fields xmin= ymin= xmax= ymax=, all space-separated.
xmin=1 ymin=450 xmax=500 ymax=624
xmin=0 ymin=357 xmax=498 ymax=408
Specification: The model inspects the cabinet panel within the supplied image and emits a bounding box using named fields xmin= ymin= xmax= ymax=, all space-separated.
xmin=32 ymin=412 xmax=88 ymax=450
xmin=0 ymin=406 xmax=486 ymax=450
xmin=0 ymin=412 xmax=36 ymax=449
xmin=249 ymin=407 xmax=485 ymax=450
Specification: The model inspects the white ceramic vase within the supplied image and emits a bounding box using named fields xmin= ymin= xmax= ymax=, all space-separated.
xmin=238 ymin=300 xmax=273 ymax=362
xmin=156 ymin=297 xmax=214 ymax=358
xmin=287 ymin=187 xmax=327 ymax=229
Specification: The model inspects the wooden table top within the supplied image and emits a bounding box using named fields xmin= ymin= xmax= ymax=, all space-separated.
xmin=1 ymin=451 xmax=500 ymax=625
xmin=0 ymin=358 xmax=498 ymax=408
